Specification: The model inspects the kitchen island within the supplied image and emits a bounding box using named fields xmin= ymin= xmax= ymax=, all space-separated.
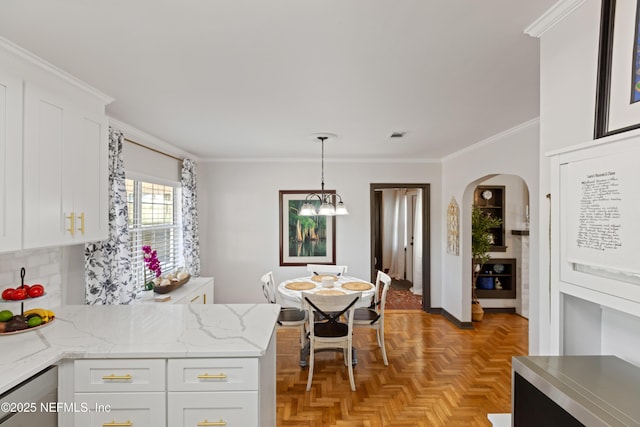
xmin=0 ymin=303 xmax=280 ymax=426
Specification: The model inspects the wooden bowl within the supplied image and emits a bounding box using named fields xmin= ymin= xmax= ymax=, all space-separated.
xmin=153 ymin=275 xmax=190 ymax=294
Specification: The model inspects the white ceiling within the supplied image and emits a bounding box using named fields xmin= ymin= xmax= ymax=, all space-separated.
xmin=0 ymin=0 xmax=556 ymax=160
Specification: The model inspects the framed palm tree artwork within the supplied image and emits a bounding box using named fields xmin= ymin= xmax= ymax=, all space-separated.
xmin=279 ymin=190 xmax=336 ymax=266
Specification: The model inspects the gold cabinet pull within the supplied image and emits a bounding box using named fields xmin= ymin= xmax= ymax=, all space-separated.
xmin=204 ymin=294 xmax=207 ymax=304
xmin=103 ymin=421 xmax=132 ymax=427
xmin=197 ymin=420 xmax=226 ymax=426
xmin=66 ymin=212 xmax=75 ymax=236
xmin=197 ymin=372 xmax=227 ymax=379
xmin=77 ymin=212 xmax=85 ymax=235
xmin=101 ymin=374 xmax=133 ymax=380
xmin=190 ymin=294 xmax=200 ymax=303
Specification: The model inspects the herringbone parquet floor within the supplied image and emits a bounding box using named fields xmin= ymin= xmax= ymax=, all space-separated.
xmin=277 ymin=310 xmax=528 ymax=426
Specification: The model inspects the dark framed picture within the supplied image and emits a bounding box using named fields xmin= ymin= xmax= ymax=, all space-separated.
xmin=595 ymin=0 xmax=640 ymax=138
xmin=279 ymin=190 xmax=336 ymax=266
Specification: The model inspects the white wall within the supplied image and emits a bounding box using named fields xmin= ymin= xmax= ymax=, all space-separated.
xmin=441 ymin=121 xmax=540 ymax=347
xmin=538 ymin=0 xmax=640 ymax=360
xmin=198 ymin=159 xmax=442 ymax=306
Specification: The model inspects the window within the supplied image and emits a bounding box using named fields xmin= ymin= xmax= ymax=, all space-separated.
xmin=126 ymin=179 xmax=183 ymax=287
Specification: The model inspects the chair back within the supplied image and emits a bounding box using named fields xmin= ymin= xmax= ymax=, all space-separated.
xmin=372 ymin=271 xmax=392 ymax=311
xmin=260 ymin=271 xmax=277 ymax=304
xmin=302 ymin=291 xmax=362 ymax=337
xmin=377 ymin=271 xmax=393 ymax=314
xmin=306 ymin=264 xmax=348 ymax=276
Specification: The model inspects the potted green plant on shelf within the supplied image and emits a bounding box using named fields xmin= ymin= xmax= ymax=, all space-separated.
xmin=471 ymin=205 xmax=502 ymax=321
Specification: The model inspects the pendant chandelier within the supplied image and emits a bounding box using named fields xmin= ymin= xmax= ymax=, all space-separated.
xmin=299 ymin=134 xmax=349 ymax=216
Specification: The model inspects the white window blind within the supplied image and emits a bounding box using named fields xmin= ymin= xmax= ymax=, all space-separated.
xmin=127 ymin=179 xmax=183 ymax=287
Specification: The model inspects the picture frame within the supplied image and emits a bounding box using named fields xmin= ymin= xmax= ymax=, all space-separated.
xmin=594 ymin=0 xmax=640 ymax=138
xmin=279 ymin=190 xmax=336 ymax=266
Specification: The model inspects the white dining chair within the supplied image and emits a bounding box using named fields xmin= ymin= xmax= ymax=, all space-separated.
xmin=261 ymin=271 xmax=307 ymax=347
xmin=302 ymin=291 xmax=362 ymax=391
xmin=349 ymin=270 xmax=392 ymax=365
xmin=306 ymin=264 xmax=348 ymax=276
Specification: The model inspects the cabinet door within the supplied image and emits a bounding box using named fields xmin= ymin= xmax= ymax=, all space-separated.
xmin=23 ymin=82 xmax=108 ymax=248
xmin=74 ymin=392 xmax=165 ymax=427
xmin=173 ymin=279 xmax=215 ymax=304
xmin=67 ymin=112 xmax=108 ymax=243
xmin=168 ymin=391 xmax=258 ymax=427
xmin=0 ymin=71 xmax=22 ymax=252
xmin=23 ymin=82 xmax=69 ymax=247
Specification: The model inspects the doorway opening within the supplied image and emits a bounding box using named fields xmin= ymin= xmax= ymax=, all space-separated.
xmin=370 ymin=183 xmax=431 ymax=312
xmin=464 ymin=174 xmax=530 ymax=320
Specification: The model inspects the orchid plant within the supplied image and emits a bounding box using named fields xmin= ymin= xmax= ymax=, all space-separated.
xmin=142 ymin=245 xmax=162 ymax=290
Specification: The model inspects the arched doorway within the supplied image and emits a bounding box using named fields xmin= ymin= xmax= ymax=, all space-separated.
xmin=462 ymin=174 xmax=531 ymax=321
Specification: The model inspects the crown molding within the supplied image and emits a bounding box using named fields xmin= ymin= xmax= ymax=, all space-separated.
xmin=201 ymin=156 xmax=440 ymax=163
xmin=441 ymin=118 xmax=540 ymax=162
xmin=0 ymin=36 xmax=113 ymax=104
xmin=109 ymin=117 xmax=198 ymax=161
xmin=525 ymin=0 xmax=588 ymax=38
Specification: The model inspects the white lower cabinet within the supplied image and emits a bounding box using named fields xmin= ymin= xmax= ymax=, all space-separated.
xmin=65 ymin=351 xmax=275 ymax=427
xmin=168 ymin=392 xmax=258 ymax=426
xmin=74 ymin=359 xmax=166 ymax=392
xmin=74 ymin=392 xmax=166 ymax=427
xmin=167 ymin=358 xmax=259 ymax=426
xmin=171 ymin=277 xmax=214 ymax=305
xmin=167 ymin=358 xmax=258 ymax=391
xmin=73 ymin=359 xmax=166 ymax=426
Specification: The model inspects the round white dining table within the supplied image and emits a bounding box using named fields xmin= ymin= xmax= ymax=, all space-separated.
xmin=277 ymin=275 xmax=376 ymax=367
xmin=277 ymin=275 xmax=375 ymax=309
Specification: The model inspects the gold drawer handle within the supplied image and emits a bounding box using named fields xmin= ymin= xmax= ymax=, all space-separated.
xmin=66 ymin=212 xmax=75 ymax=236
xmin=197 ymin=373 xmax=227 ymax=379
xmin=77 ymin=212 xmax=85 ymax=235
xmin=190 ymin=295 xmax=200 ymax=303
xmin=103 ymin=420 xmax=132 ymax=427
xmin=102 ymin=374 xmax=133 ymax=380
xmin=197 ymin=420 xmax=226 ymax=426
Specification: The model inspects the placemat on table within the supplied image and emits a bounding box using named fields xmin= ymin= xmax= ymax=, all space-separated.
xmin=341 ymin=282 xmax=373 ymax=291
xmin=285 ymin=282 xmax=316 ymax=290
xmin=315 ymin=289 xmax=346 ymax=295
xmin=311 ymin=275 xmax=338 ymax=282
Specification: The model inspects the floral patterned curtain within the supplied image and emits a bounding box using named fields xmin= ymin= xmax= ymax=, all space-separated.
xmin=84 ymin=127 xmax=135 ymax=304
xmin=182 ymin=158 xmax=201 ymax=276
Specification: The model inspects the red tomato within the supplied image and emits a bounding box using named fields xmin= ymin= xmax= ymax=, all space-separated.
xmin=28 ymin=286 xmax=44 ymax=298
xmin=11 ymin=288 xmax=27 ymax=300
xmin=1 ymin=288 xmax=15 ymax=300
xmin=31 ymin=284 xmax=44 ymax=291
xmin=21 ymin=284 xmax=30 ymax=294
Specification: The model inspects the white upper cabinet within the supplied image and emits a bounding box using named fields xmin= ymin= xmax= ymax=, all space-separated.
xmin=0 ymin=71 xmax=23 ymax=252
xmin=23 ymin=83 xmax=108 ymax=248
xmin=1 ymin=37 xmax=112 ymax=252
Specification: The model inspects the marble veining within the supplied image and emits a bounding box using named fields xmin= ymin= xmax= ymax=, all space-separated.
xmin=0 ymin=303 xmax=279 ymax=394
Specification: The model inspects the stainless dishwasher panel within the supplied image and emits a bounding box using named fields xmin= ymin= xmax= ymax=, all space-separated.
xmin=0 ymin=365 xmax=58 ymax=426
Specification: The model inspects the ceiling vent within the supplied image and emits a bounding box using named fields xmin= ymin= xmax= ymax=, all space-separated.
xmin=389 ymin=131 xmax=406 ymax=139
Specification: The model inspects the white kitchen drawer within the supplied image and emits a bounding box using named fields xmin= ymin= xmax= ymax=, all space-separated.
xmin=167 ymin=391 xmax=258 ymax=426
xmin=167 ymin=358 xmax=258 ymax=391
xmin=74 ymin=359 xmax=165 ymax=392
xmin=74 ymin=392 xmax=165 ymax=427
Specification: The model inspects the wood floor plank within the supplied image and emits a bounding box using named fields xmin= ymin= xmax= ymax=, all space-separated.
xmin=277 ymin=310 xmax=528 ymax=426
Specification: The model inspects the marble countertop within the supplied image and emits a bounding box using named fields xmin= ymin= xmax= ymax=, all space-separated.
xmin=0 ymin=303 xmax=280 ymax=394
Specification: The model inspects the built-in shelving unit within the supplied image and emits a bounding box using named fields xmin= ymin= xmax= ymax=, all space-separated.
xmin=475 ymin=258 xmax=516 ymax=299
xmin=474 ymin=185 xmax=506 ymax=252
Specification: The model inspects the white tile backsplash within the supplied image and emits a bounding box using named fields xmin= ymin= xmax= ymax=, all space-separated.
xmin=0 ymin=247 xmax=63 ymax=307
